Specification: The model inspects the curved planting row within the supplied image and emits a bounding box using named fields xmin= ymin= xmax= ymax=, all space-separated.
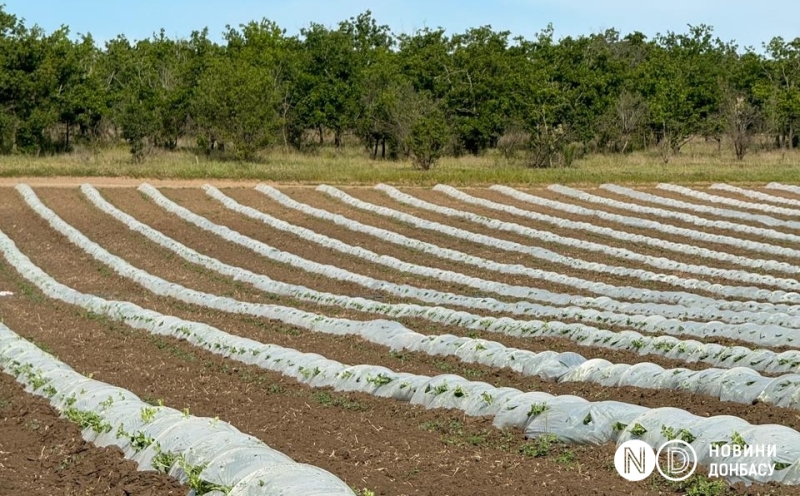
xmin=602 ymin=184 xmax=800 ymax=232
xmin=17 ymin=181 xmax=800 ymax=416
xmin=495 ymin=185 xmax=800 ymax=316
xmin=768 ymin=183 xmax=800 ymax=196
xmin=318 ymin=184 xmax=730 ymax=307
xmin=658 ymin=184 xmax=800 ymax=219
xmin=133 ymin=184 xmax=800 ymax=369
xmin=83 ymin=184 xmax=800 ymax=377
xmin=711 ymin=184 xmax=800 ymax=209
xmin=501 ymin=185 xmax=800 ymax=256
xmin=534 ymin=185 xmax=800 ymax=274
xmin=375 ymin=184 xmax=800 ymax=295
xmin=27 ymin=183 xmax=800 ymax=404
xmin=259 ymin=184 xmax=800 ymax=325
xmin=3 ymin=209 xmax=800 ymax=487
xmin=0 ymin=322 xmax=354 ymax=496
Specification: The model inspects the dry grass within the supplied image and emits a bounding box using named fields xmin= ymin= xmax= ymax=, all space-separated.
xmin=1 ymin=140 xmax=799 ymax=185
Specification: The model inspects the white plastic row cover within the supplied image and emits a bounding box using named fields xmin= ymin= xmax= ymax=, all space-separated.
xmin=318 ymin=183 xmax=736 ymax=307
xmin=81 ymin=185 xmax=800 ymax=399
xmin=658 ymin=183 xmax=800 ymax=220
xmin=257 ymin=184 xmax=800 ymax=329
xmin=0 ymin=322 xmax=354 ymax=495
xmin=600 ymin=184 xmax=800 ymax=241
xmin=711 ymin=184 xmax=800 ymax=209
xmin=492 ymin=184 xmax=800 ymax=319
xmin=376 ymin=183 xmax=800 ymax=298
xmin=135 ymin=184 xmax=800 ymax=373
xmin=433 ymin=184 xmax=800 ymax=274
xmin=2 ymin=220 xmax=800 ymax=486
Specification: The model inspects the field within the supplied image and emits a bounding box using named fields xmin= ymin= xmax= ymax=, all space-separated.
xmin=3 ymin=180 xmax=800 ymax=494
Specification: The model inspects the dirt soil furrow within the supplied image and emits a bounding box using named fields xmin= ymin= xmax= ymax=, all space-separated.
xmin=269 ymin=186 xmax=739 ymax=299
xmin=548 ymin=186 xmax=800 ymax=249
xmin=0 ymin=369 xmax=186 ymax=496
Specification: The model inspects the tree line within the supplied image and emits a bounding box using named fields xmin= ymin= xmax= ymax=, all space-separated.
xmin=1 ymin=6 xmax=799 ymax=168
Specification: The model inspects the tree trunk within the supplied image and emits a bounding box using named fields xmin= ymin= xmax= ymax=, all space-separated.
xmin=318 ymin=126 xmax=324 ymax=145
xmin=372 ymin=138 xmax=379 ymax=159
xmin=381 ymin=138 xmax=386 ymax=159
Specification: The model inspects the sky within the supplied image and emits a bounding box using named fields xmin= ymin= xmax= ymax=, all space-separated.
xmin=4 ymin=0 xmax=799 ymax=50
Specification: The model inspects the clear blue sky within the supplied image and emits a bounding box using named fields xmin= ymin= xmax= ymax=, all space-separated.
xmin=4 ymin=0 xmax=798 ymax=50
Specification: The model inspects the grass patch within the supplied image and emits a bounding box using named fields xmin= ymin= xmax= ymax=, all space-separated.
xmin=312 ymin=391 xmax=369 ymax=411
xmin=519 ymin=434 xmax=559 ymax=458
xmin=6 ymin=141 xmax=800 ymax=185
xmin=149 ymin=337 xmax=197 ymax=362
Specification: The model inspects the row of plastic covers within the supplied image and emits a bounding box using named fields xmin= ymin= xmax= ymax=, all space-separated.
xmin=494 ymin=185 xmax=800 ymax=316
xmin=3 ymin=221 xmax=800 ymax=486
xmin=23 ymin=185 xmax=800 ymax=404
xmin=536 ymin=184 xmax=800 ymax=275
xmin=318 ymin=183 xmax=740 ymax=307
xmin=79 ymin=185 xmax=800 ymax=384
xmin=658 ymin=183 xmax=800 ymax=220
xmin=600 ymin=184 xmax=800 ymax=236
xmin=0 ymin=322 xmax=355 ymax=496
xmin=135 ymin=185 xmax=800 ymax=371
xmin=498 ymin=184 xmax=800 ymax=261
xmin=258 ymin=183 xmax=800 ymax=326
xmin=375 ymin=183 xmax=800 ymax=296
xmin=712 ymin=184 xmax=800 ymax=208
xmin=768 ymin=183 xmax=800 ymax=196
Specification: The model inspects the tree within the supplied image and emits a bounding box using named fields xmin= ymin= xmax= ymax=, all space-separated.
xmin=758 ymin=37 xmax=800 ymax=149
xmin=193 ymin=20 xmax=292 ymax=160
xmin=405 ymin=92 xmax=449 ymax=170
xmin=636 ymin=25 xmax=732 ymax=158
xmin=724 ymin=94 xmax=760 ymax=160
xmin=294 ymin=21 xmax=360 ymax=148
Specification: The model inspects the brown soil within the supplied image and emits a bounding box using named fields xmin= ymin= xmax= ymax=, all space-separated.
xmin=629 ymin=186 xmax=800 ymax=226
xmin=0 ymin=368 xmax=185 ymax=495
xmin=268 ymin=186 xmax=738 ymax=300
xmin=1 ymin=184 xmax=799 ymax=495
xmin=561 ymin=186 xmax=800 ymax=247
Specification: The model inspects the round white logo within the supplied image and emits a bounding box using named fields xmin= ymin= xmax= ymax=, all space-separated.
xmin=615 ymin=440 xmax=656 ymax=481
xmin=656 ymin=440 xmax=698 ymax=481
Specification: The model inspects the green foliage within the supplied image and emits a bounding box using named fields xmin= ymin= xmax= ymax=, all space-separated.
xmin=0 ymin=4 xmax=795 ymax=165
xmin=527 ymin=402 xmax=548 ymax=417
xmin=64 ymin=407 xmax=112 ymax=434
xmin=407 ymin=102 xmax=450 ymax=170
xmin=519 ymin=434 xmax=559 ymax=458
